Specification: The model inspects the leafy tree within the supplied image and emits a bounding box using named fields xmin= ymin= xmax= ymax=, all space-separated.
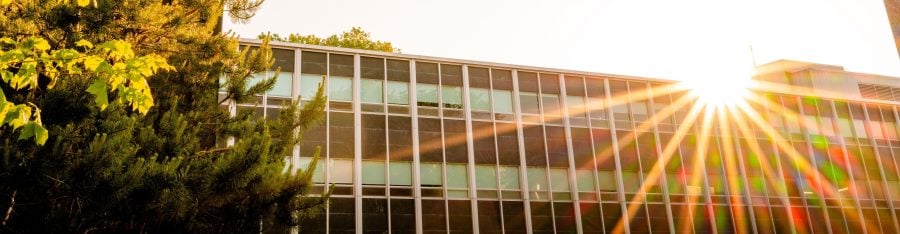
xmin=260 ymin=26 xmax=399 ymax=53
xmin=0 ymin=1 xmax=331 ymax=233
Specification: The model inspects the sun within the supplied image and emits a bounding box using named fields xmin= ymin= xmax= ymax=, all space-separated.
xmin=681 ymin=78 xmax=753 ymax=107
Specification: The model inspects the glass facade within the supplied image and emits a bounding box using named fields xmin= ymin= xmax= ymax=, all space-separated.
xmin=232 ymin=42 xmax=900 ymax=234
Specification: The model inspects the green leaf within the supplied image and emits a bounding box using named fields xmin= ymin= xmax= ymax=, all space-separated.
xmin=76 ymin=0 xmax=89 ymax=7
xmin=86 ymin=79 xmax=108 ymax=110
xmin=18 ymin=122 xmax=47 ymax=145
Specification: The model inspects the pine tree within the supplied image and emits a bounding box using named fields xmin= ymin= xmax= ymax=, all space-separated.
xmin=0 ymin=1 xmax=329 ymax=233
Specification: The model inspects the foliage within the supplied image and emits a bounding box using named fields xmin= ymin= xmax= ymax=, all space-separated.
xmin=0 ymin=36 xmax=173 ymax=145
xmin=0 ymin=0 xmax=332 ymax=233
xmin=260 ymin=26 xmax=399 ymax=53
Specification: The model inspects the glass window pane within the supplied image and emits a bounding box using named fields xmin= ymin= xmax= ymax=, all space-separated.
xmin=528 ymin=167 xmax=549 ymax=191
xmin=550 ymin=168 xmax=570 ymax=191
xmin=576 ymin=170 xmax=595 ymax=192
xmin=386 ymin=81 xmax=409 ymax=105
xmin=390 ymin=162 xmax=412 ymax=186
xmin=493 ymin=90 xmax=513 ymax=114
xmin=442 ymin=85 xmax=463 ymax=109
xmin=447 ymin=164 xmax=468 ymax=188
xmin=598 ymin=170 xmax=616 ymax=191
xmin=387 ymin=59 xmax=409 ymax=82
xmin=300 ymin=74 xmax=324 ymax=100
xmin=520 ymin=92 xmax=540 ymax=114
xmin=542 ymin=94 xmax=560 ymax=116
xmin=361 ymin=56 xmax=384 ymax=80
xmin=329 ymin=54 xmax=354 ymax=77
xmin=329 ymin=76 xmax=352 ymax=101
xmin=362 ymin=161 xmax=386 ymax=185
xmin=476 ymin=165 xmax=498 ymax=189
xmin=499 ymin=166 xmax=520 ymax=190
xmin=420 ymin=162 xmax=443 ymax=187
xmin=361 ymin=79 xmax=383 ymax=103
xmin=298 ymin=157 xmax=325 ymax=183
xmin=301 ymin=51 xmax=326 ymax=75
xmin=329 ymin=159 xmax=353 ymax=184
xmin=567 ymin=96 xmax=586 ymax=118
xmin=470 ymin=88 xmax=491 ymax=111
xmin=417 ymin=84 xmax=439 ymax=107
xmin=270 ymin=72 xmax=293 ymax=97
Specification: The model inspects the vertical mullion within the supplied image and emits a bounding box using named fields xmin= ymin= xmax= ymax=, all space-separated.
xmin=408 ymin=60 xmax=426 ymax=234
xmin=353 ymin=54 xmax=363 ymax=234
xmin=604 ymin=79 xmax=630 ymax=234
xmin=558 ymin=74 xmax=583 ymax=234
xmin=763 ymin=97 xmax=799 ymax=234
xmin=646 ymin=85 xmax=679 ymax=234
xmin=461 ymin=64 xmax=481 ymax=234
xmin=510 ymin=69 xmax=535 ymax=234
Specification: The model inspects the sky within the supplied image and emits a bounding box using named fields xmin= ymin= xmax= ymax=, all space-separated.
xmin=224 ymin=0 xmax=900 ymax=83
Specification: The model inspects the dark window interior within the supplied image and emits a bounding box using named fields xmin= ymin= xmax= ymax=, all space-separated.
xmin=571 ymin=127 xmax=593 ymax=167
xmin=473 ymin=121 xmax=497 ymax=164
xmin=416 ymin=62 xmax=439 ymax=84
xmin=540 ymin=74 xmax=560 ymax=94
xmin=391 ymin=199 xmax=416 ymax=234
xmin=468 ymin=67 xmax=490 ymax=89
xmin=565 ymin=76 xmax=585 ymax=96
xmin=301 ymin=51 xmax=326 ymax=75
xmin=421 ymin=200 xmax=448 ymax=233
xmin=389 ymin=116 xmax=413 ymax=161
xmin=387 ymin=59 xmax=410 ymax=82
xmin=496 ymin=122 xmax=520 ymax=165
xmin=478 ymin=201 xmax=503 ymax=233
xmin=492 ymin=69 xmax=513 ymax=90
xmin=518 ymin=72 xmax=539 ymax=93
xmin=329 ymin=112 xmax=355 ymax=158
xmin=502 ymin=201 xmax=527 ymax=233
xmin=524 ymin=124 xmax=548 ymax=166
xmin=441 ymin=64 xmax=463 ymax=86
xmin=530 ymin=201 xmax=554 ymax=233
xmin=361 ymin=56 xmax=384 ymax=80
xmin=447 ymin=200 xmax=473 ymax=233
xmin=443 ymin=119 xmax=469 ymax=163
xmin=362 ymin=198 xmax=388 ymax=233
xmin=329 ymin=198 xmax=356 ymax=233
xmin=329 ymin=54 xmax=354 ymax=77
xmin=362 ymin=114 xmax=386 ymax=160
xmin=418 ymin=118 xmax=444 ymax=162
xmin=553 ymin=202 xmax=577 ymax=233
xmin=546 ymin=126 xmax=569 ymax=167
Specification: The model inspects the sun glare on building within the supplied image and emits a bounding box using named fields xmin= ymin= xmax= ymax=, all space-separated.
xmin=682 ymin=78 xmax=753 ymax=107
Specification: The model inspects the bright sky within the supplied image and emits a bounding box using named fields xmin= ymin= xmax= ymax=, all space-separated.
xmin=225 ymin=0 xmax=900 ymax=82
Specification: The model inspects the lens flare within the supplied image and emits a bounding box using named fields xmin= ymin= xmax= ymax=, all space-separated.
xmin=682 ymin=78 xmax=753 ymax=107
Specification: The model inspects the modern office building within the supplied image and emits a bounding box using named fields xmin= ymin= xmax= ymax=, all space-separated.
xmin=232 ymin=39 xmax=900 ymax=234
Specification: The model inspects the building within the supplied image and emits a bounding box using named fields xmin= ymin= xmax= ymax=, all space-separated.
xmin=231 ymin=39 xmax=900 ymax=234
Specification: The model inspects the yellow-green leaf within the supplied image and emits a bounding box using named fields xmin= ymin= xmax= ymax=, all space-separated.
xmin=83 ymin=56 xmax=103 ymax=71
xmin=76 ymin=0 xmax=89 ymax=7
xmin=75 ymin=39 xmax=93 ymax=49
xmin=18 ymin=122 xmax=48 ymax=145
xmin=86 ymin=79 xmax=108 ymax=110
xmin=0 ymin=0 xmax=11 ymax=6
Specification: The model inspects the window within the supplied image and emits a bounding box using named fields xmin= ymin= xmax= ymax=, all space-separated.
xmin=476 ymin=165 xmax=498 ymax=189
xmin=298 ymin=158 xmax=325 ymax=183
xmin=329 ymin=159 xmax=353 ymax=184
xmin=390 ymin=162 xmax=412 ymax=186
xmin=498 ymin=166 xmax=520 ymax=190
xmin=362 ymin=198 xmax=388 ymax=233
xmin=520 ymin=92 xmax=541 ymax=115
xmin=442 ymin=85 xmax=463 ymax=109
xmin=542 ymin=94 xmax=561 ymax=117
xmin=546 ymin=126 xmax=568 ymax=167
xmin=386 ymin=59 xmax=409 ymax=81
xmin=549 ymin=168 xmax=570 ymax=192
xmin=386 ymin=81 xmax=409 ymax=105
xmin=388 ymin=116 xmax=413 ymax=161
xmin=444 ymin=119 xmax=468 ymax=163
xmin=362 ymin=114 xmax=386 ymax=159
xmin=418 ymin=118 xmax=443 ymax=162
xmin=361 ymin=57 xmax=384 ymax=79
xmin=300 ymin=74 xmax=324 ymax=101
xmin=329 ymin=76 xmax=352 ymax=101
xmin=470 ymin=88 xmax=491 ymax=111
xmin=576 ymin=170 xmax=595 ymax=192
xmin=528 ymin=167 xmax=549 ymax=200
xmin=447 ymin=163 xmax=468 ymax=198
xmin=417 ymin=84 xmax=439 ymax=107
xmin=473 ymin=121 xmax=497 ymax=164
xmin=301 ymin=51 xmax=326 ymax=75
xmin=493 ymin=90 xmax=514 ymax=114
xmin=360 ymin=79 xmax=383 ymax=103
xmin=362 ymin=161 xmax=386 ymax=185
xmin=420 ymin=162 xmax=442 ymax=187
xmin=496 ymin=122 xmax=520 ymax=165
xmin=523 ymin=124 xmax=547 ymax=166
xmin=329 ymin=112 xmax=355 ymax=158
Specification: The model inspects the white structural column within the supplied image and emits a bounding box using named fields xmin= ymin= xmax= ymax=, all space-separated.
xmin=460 ymin=64 xmax=481 ymax=233
xmin=291 ymin=49 xmax=302 ymax=174
xmin=510 ymin=69 xmax=535 ymax=234
xmin=557 ymin=74 xmax=584 ymax=233
xmin=409 ymin=60 xmax=424 ymax=234
xmin=645 ymin=86 xmax=679 ymax=234
xmin=603 ymin=79 xmax=631 ymax=234
xmin=353 ymin=54 xmax=363 ymax=234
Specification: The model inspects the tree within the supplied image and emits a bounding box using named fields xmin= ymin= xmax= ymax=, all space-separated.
xmin=0 ymin=1 xmax=330 ymax=233
xmin=260 ymin=26 xmax=399 ymax=53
